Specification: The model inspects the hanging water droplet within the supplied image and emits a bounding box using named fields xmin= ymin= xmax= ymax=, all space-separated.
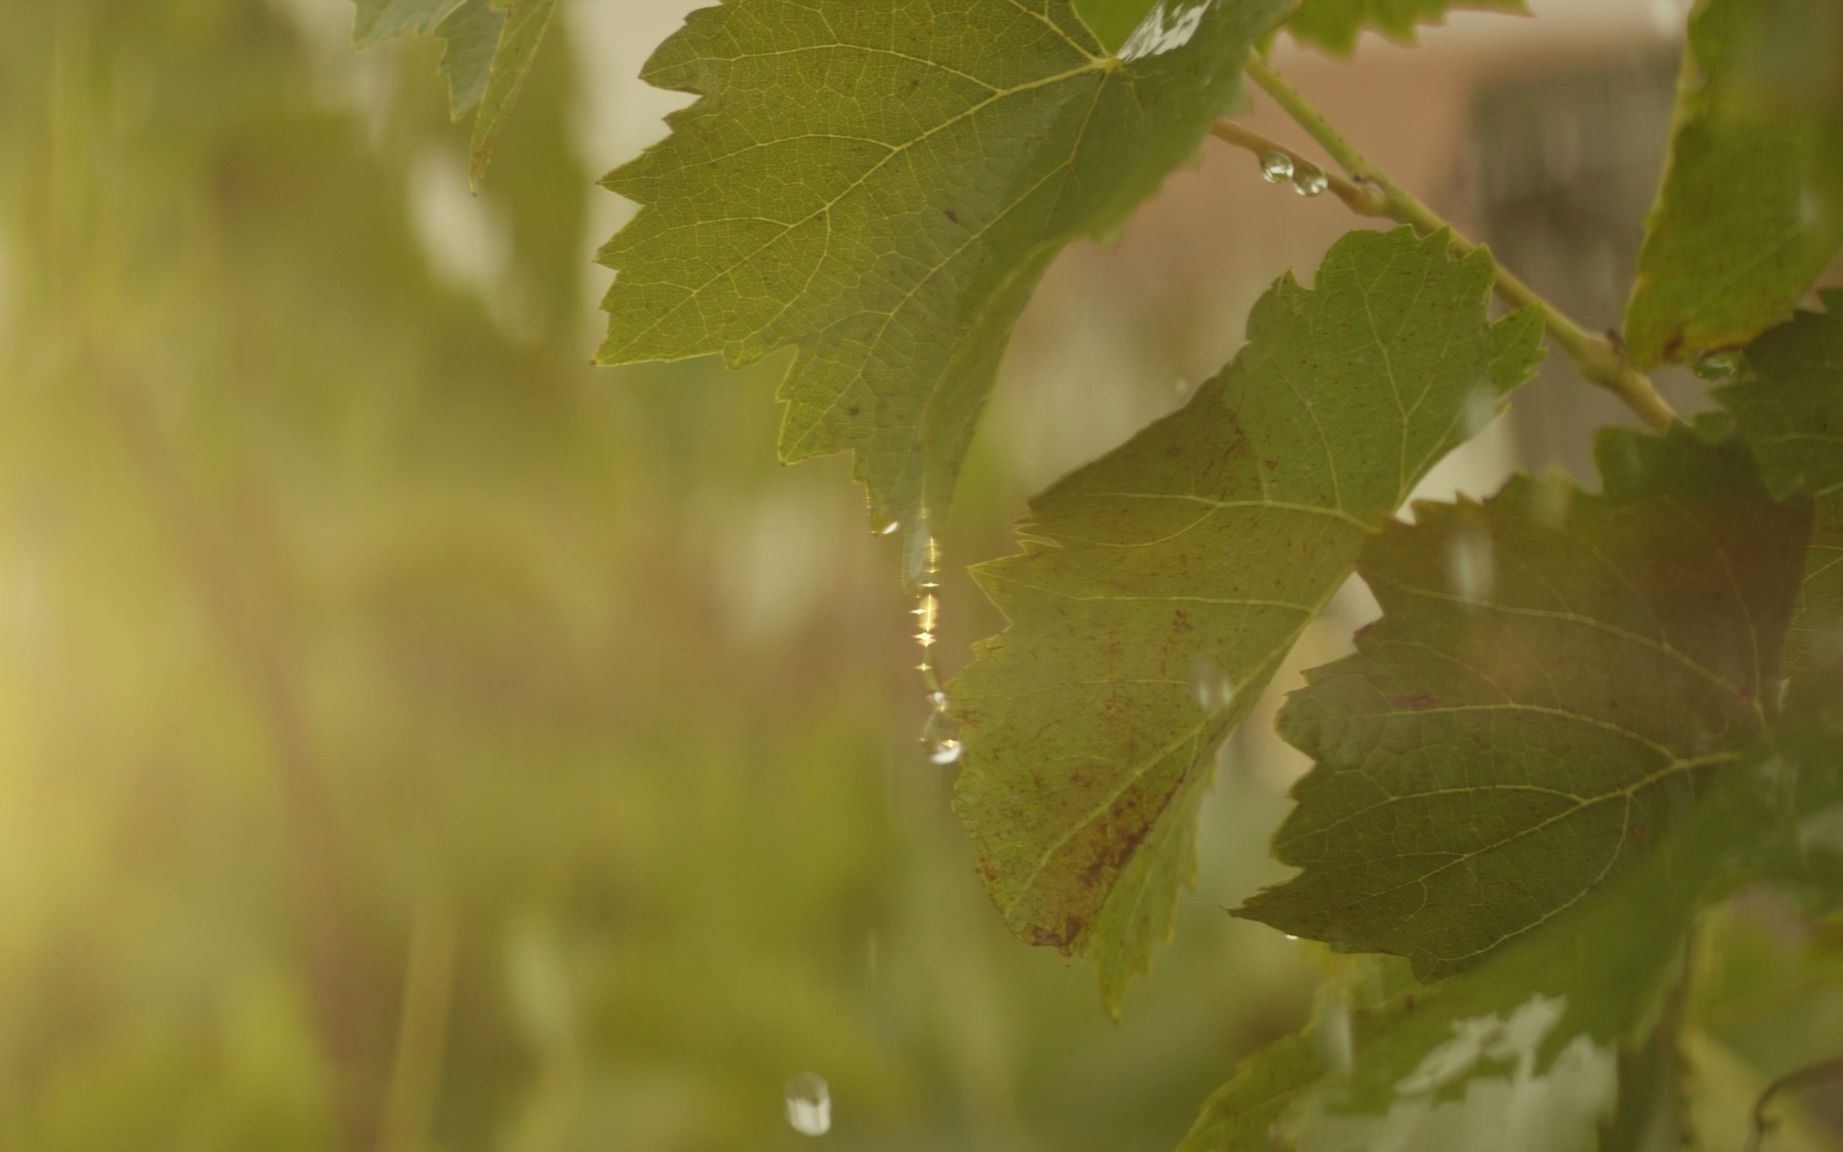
xmin=901 ymin=524 xmax=935 ymax=589
xmin=1292 ymin=162 xmax=1328 ymax=198
xmin=1445 ymin=522 xmax=1497 ymax=602
xmin=923 ymin=708 xmax=963 ymax=765
xmin=927 ymin=689 xmax=949 ymax=712
xmin=1260 ymin=150 xmax=1294 ymax=184
xmin=913 ymin=593 xmax=939 ymax=634
xmin=1191 ymin=656 xmax=1236 ymax=712
xmin=1692 ymin=350 xmax=1741 ymax=380
xmin=877 ymin=520 xmax=900 ymax=537
xmin=784 ymin=1072 xmax=832 ymax=1137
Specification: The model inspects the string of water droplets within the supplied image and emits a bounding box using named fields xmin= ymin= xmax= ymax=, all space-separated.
xmin=881 ymin=518 xmax=963 ymax=765
xmin=1260 ymin=148 xmax=1329 ymax=198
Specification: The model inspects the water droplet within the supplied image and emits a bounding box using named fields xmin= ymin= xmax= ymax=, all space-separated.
xmin=928 ymin=689 xmax=949 ymax=712
xmin=1284 ymin=933 xmax=1300 ymax=942
xmin=1692 ymin=350 xmax=1741 ymax=380
xmin=1191 ymin=656 xmax=1236 ymax=712
xmin=877 ymin=520 xmax=900 ymax=537
xmin=1260 ymin=150 xmax=1294 ymax=184
xmin=901 ymin=525 xmax=937 ymax=589
xmin=913 ymin=593 xmax=939 ymax=634
xmin=784 ymin=1072 xmax=832 ymax=1136
xmin=1292 ymin=162 xmax=1328 ymax=198
xmin=1445 ymin=522 xmax=1496 ymax=602
xmin=923 ymin=708 xmax=963 ymax=765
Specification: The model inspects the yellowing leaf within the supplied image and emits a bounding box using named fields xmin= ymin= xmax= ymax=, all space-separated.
xmin=1239 ymin=428 xmax=1810 ymax=976
xmin=1723 ymin=288 xmax=1843 ymax=682
xmin=594 ymin=0 xmax=1291 ymax=541
xmin=1283 ymin=0 xmax=1527 ymax=55
xmin=1623 ymin=0 xmax=1843 ymax=367
xmin=950 ymin=227 xmax=1543 ymax=1010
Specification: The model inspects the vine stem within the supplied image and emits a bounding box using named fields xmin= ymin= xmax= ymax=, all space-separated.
xmin=1220 ymin=55 xmax=1679 ymax=431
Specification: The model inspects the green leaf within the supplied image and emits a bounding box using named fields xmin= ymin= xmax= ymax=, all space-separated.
xmin=353 ymin=0 xmax=462 ymax=45
xmin=1184 ymin=715 xmax=1843 ymax=1151
xmin=1238 ymin=427 xmax=1810 ymax=975
xmin=460 ymin=0 xmax=558 ymax=188
xmin=593 ymin=0 xmax=1292 ymax=542
xmin=1069 ymin=0 xmax=1160 ymax=52
xmin=1281 ymin=0 xmax=1528 ymax=56
xmin=949 ymin=226 xmax=1544 ymax=1010
xmin=351 ymin=0 xmax=558 ymax=186
xmin=1722 ymin=288 xmax=1843 ymax=683
xmin=1623 ymin=0 xmax=1843 ymax=368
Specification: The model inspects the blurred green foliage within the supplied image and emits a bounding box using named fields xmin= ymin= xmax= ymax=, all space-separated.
xmin=6 ymin=5 xmax=1838 ymax=1150
xmin=0 ymin=3 xmax=1317 ymax=1148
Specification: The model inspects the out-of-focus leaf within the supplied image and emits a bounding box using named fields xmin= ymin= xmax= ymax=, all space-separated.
xmin=1281 ymin=0 xmax=1527 ymax=55
xmin=1238 ymin=428 xmax=1810 ymax=974
xmin=593 ymin=0 xmax=1291 ymax=547
xmin=1623 ymin=0 xmax=1843 ymax=368
xmin=1722 ymin=288 xmax=1843 ymax=683
xmin=353 ymin=0 xmax=462 ymax=44
xmin=351 ymin=0 xmax=558 ymax=186
xmin=950 ymin=226 xmax=1543 ymax=1010
xmin=1186 ymin=712 xmax=1843 ymax=1151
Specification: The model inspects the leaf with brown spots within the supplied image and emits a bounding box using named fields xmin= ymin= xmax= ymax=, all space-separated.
xmin=1237 ymin=426 xmax=1811 ymax=975
xmin=949 ymin=226 xmax=1543 ymax=1011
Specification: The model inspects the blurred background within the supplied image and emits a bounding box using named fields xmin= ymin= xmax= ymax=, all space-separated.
xmin=1 ymin=1 xmax=1839 ymax=1149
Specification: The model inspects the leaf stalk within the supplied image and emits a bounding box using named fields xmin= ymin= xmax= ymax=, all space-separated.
xmin=1222 ymin=55 xmax=1679 ymax=431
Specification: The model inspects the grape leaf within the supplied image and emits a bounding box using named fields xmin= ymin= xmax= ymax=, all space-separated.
xmin=1238 ymin=427 xmax=1811 ymax=976
xmin=1623 ymin=0 xmax=1843 ymax=368
xmin=353 ymin=0 xmax=459 ymax=43
xmin=1068 ymin=0 xmax=1159 ymax=51
xmin=1282 ymin=0 xmax=1528 ymax=55
xmin=593 ymin=0 xmax=1291 ymax=543
xmin=949 ymin=226 xmax=1544 ymax=1010
xmin=351 ymin=0 xmax=558 ymax=186
xmin=1722 ymin=288 xmax=1843 ymax=681
xmin=1184 ymin=714 xmax=1843 ymax=1152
